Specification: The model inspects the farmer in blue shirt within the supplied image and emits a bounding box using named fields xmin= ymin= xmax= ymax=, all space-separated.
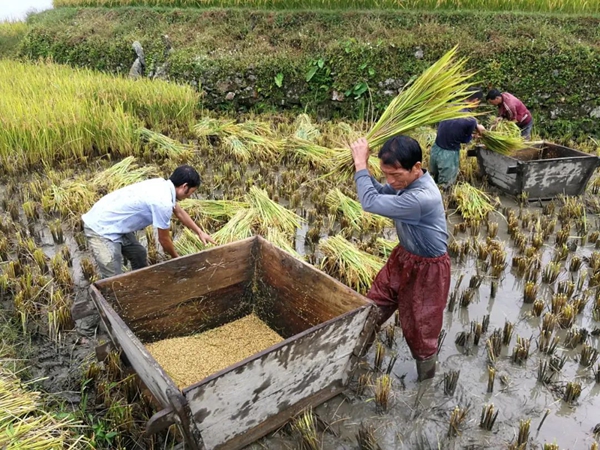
xmin=429 ymin=88 xmax=486 ymax=187
xmin=82 ymin=165 xmax=216 ymax=278
xmin=351 ymin=135 xmax=450 ymax=381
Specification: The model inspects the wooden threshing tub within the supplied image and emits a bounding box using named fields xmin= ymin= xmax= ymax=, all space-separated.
xmin=469 ymin=141 xmax=600 ymax=200
xmin=89 ymin=236 xmax=377 ymax=450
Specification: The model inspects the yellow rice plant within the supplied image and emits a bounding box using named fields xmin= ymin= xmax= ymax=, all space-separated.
xmin=193 ymin=117 xmax=283 ymax=162
xmin=138 ymin=127 xmax=194 ymax=160
xmin=209 ymin=188 xmax=303 ymax=257
xmin=451 ymin=182 xmax=498 ymax=221
xmin=325 ymin=188 xmax=391 ymax=231
xmin=0 ymin=366 xmax=88 ymax=448
xmin=320 ymin=235 xmax=384 ymax=294
xmin=211 ymin=209 xmax=257 ymax=244
xmin=248 ymin=186 xmax=304 ymax=235
xmin=92 ymin=156 xmax=158 ymax=192
xmin=293 ymin=113 xmax=321 ymax=142
xmin=179 ymin=198 xmax=249 ymax=225
xmin=0 ymin=60 xmax=196 ymax=171
xmin=481 ymin=121 xmax=525 ymax=155
xmin=175 ymin=228 xmax=208 ymax=255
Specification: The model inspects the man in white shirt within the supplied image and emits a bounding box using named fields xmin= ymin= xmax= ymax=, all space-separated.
xmin=82 ymin=165 xmax=215 ymax=278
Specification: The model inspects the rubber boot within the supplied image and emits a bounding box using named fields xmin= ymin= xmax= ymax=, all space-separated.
xmin=416 ymin=355 xmax=437 ymax=381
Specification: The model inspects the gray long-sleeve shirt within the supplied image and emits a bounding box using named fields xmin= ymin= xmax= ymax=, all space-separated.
xmin=354 ymin=169 xmax=448 ymax=258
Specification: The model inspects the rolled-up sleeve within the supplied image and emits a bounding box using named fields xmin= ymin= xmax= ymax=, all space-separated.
xmin=354 ymin=169 xmax=421 ymax=223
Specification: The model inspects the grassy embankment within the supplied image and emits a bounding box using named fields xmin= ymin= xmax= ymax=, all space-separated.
xmin=16 ymin=8 xmax=600 ymax=140
xmin=52 ymin=0 xmax=600 ymax=14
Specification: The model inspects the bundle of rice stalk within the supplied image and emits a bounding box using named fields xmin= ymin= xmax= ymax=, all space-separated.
xmin=452 ymin=182 xmax=498 ymax=221
xmin=93 ymin=156 xmax=157 ymax=192
xmin=376 ymin=238 xmax=398 ymax=258
xmin=328 ymin=46 xmax=476 ymax=178
xmin=248 ymin=186 xmax=304 ymax=235
xmin=0 ymin=367 xmax=87 ymax=448
xmin=284 ymin=138 xmax=334 ymax=166
xmin=319 ymin=235 xmax=384 ymax=294
xmin=42 ymin=178 xmax=97 ymax=220
xmin=293 ymin=113 xmax=321 ymax=142
xmin=211 ymin=209 xmax=256 ymax=245
xmin=326 ymin=188 xmax=390 ymax=230
xmin=193 ymin=117 xmax=282 ymax=161
xmin=480 ymin=121 xmax=525 ymax=155
xmin=138 ymin=127 xmax=193 ymax=159
xmin=174 ymin=228 xmax=207 ymax=256
xmin=266 ymin=228 xmax=301 ymax=258
xmin=179 ymin=199 xmax=249 ymax=223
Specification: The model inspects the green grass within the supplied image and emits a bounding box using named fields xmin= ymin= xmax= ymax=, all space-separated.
xmin=0 ymin=60 xmax=197 ymax=172
xmin=52 ymin=0 xmax=600 ymax=14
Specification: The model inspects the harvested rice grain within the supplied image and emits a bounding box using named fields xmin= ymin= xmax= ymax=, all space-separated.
xmin=145 ymin=314 xmax=283 ymax=388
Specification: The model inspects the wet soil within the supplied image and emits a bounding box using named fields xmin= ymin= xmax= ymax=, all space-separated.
xmin=248 ymin=195 xmax=600 ymax=450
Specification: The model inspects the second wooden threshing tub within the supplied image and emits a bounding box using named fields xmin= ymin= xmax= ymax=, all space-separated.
xmin=469 ymin=141 xmax=600 ymax=200
xmin=89 ymin=236 xmax=377 ymax=450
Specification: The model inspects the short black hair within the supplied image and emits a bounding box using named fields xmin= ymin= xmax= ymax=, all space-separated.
xmin=378 ymin=135 xmax=422 ymax=171
xmin=486 ymin=89 xmax=502 ymax=101
xmin=467 ymin=87 xmax=484 ymax=102
xmin=169 ymin=165 xmax=201 ymax=188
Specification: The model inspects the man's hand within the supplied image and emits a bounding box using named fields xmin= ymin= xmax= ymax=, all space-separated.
xmin=197 ymin=230 xmax=216 ymax=245
xmin=350 ymin=138 xmax=370 ymax=172
xmin=474 ymin=124 xmax=486 ymax=137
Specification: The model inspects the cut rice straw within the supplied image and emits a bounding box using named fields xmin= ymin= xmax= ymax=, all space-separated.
xmin=193 ymin=117 xmax=283 ymax=161
xmin=326 ymin=188 xmax=390 ymax=230
xmin=452 ymin=182 xmax=498 ymax=221
xmin=480 ymin=121 xmax=525 ymax=155
xmin=138 ymin=127 xmax=193 ymax=159
xmin=327 ymin=46 xmax=478 ymax=178
xmin=320 ymin=235 xmax=384 ymax=294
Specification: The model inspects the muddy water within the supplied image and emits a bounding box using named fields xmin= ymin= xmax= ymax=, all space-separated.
xmin=249 ymin=195 xmax=600 ymax=450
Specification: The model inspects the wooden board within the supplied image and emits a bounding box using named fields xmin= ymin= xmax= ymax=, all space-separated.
xmin=89 ymin=285 xmax=178 ymax=407
xmin=124 ymin=283 xmax=253 ymax=343
xmin=183 ymin=306 xmax=372 ymax=450
xmin=522 ymin=158 xmax=598 ymax=198
xmin=94 ymin=238 xmax=255 ymax=328
xmin=476 ymin=147 xmax=521 ymax=195
xmin=256 ymin=237 xmax=370 ymax=337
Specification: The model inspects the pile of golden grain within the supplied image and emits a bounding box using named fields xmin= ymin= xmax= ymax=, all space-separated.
xmin=145 ymin=314 xmax=283 ymax=388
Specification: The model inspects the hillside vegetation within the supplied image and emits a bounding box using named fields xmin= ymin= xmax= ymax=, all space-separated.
xmin=52 ymin=0 xmax=600 ymax=14
xmin=19 ymin=8 xmax=599 ymax=139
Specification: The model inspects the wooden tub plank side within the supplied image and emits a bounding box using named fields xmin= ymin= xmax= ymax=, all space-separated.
xmin=476 ymin=148 xmax=521 ymax=195
xmin=256 ymin=238 xmax=371 ymax=336
xmin=121 ymin=282 xmax=252 ymax=343
xmin=94 ymin=238 xmax=255 ymax=324
xmin=213 ymin=382 xmax=345 ymax=450
xmin=522 ymin=159 xmax=598 ymax=198
xmin=89 ymin=285 xmax=178 ymax=407
xmin=184 ymin=306 xmax=371 ymax=450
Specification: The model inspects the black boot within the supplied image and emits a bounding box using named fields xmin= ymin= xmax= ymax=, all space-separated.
xmin=416 ymin=355 xmax=437 ymax=381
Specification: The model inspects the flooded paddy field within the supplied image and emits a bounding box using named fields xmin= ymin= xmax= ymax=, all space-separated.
xmin=0 ymin=112 xmax=598 ymax=449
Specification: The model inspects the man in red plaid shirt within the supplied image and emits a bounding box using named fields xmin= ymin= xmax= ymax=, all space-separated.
xmin=486 ymin=89 xmax=533 ymax=140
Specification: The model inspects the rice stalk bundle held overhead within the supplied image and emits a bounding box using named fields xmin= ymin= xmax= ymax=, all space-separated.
xmin=328 ymin=46 xmax=477 ymax=178
xmin=480 ymin=121 xmax=525 ymax=155
xmin=451 ymin=182 xmax=498 ymax=221
xmin=319 ymin=235 xmax=384 ymax=294
xmin=193 ymin=117 xmax=283 ymax=162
